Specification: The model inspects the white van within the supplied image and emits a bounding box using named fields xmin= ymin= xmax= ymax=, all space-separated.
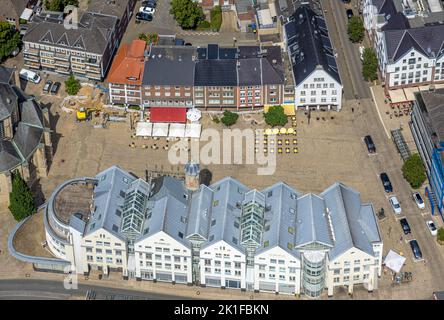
xmin=19 ymin=68 xmax=41 ymax=84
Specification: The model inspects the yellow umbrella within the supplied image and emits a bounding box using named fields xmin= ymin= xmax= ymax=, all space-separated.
xmin=265 ymin=128 xmax=272 ymax=135
xmin=272 ymin=128 xmax=280 ymax=135
xmin=280 ymin=128 xmax=287 ymax=134
xmin=287 ymin=127 xmax=295 ymax=134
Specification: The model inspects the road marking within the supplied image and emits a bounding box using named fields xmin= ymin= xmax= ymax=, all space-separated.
xmin=369 ymin=86 xmax=391 ymax=139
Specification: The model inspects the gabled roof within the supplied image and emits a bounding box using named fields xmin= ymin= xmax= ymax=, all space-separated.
xmin=85 ymin=166 xmax=136 ymax=240
xmin=285 ymin=5 xmax=341 ymax=85
xmin=321 ymin=183 xmax=381 ymax=260
xmin=295 ymin=193 xmax=334 ymax=248
xmin=0 ymin=66 xmax=14 ymax=84
xmin=201 ymin=177 xmax=249 ymax=252
xmin=0 ymin=83 xmax=18 ymax=120
xmin=257 ymin=182 xmax=302 ymax=256
xmin=385 ymin=25 xmax=444 ymax=62
xmin=107 ymin=40 xmax=146 ymax=85
xmin=0 ymin=140 xmax=22 ymax=172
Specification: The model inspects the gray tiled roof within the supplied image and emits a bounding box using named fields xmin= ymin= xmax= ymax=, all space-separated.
xmin=0 ymin=66 xmax=13 ymax=84
xmin=24 ymin=12 xmax=117 ymax=55
xmin=285 ymin=5 xmax=341 ymax=85
xmin=185 ymin=185 xmax=214 ymax=240
xmin=0 ymin=140 xmax=22 ymax=172
xmin=142 ymin=47 xmax=196 ymax=86
xmin=385 ymin=25 xmax=444 ymax=62
xmin=0 ymin=83 xmax=18 ymax=120
xmin=12 ymin=123 xmax=43 ymax=160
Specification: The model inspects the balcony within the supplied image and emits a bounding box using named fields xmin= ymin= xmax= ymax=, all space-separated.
xmin=24 ymin=54 xmax=39 ymax=62
xmin=24 ymin=61 xmax=41 ymax=69
xmin=24 ymin=48 xmax=39 ymax=56
xmin=55 ymin=52 xmax=70 ymax=61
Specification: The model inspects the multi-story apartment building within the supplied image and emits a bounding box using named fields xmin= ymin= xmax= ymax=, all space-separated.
xmin=37 ymin=163 xmax=382 ymax=298
xmin=107 ymin=44 xmax=287 ymax=112
xmin=410 ymin=89 xmax=444 ymax=215
xmin=107 ymin=39 xmax=146 ymax=106
xmin=0 ymin=66 xmax=52 ymax=206
xmin=22 ymin=0 xmax=135 ymax=81
xmin=284 ymin=5 xmax=343 ymax=111
xmin=363 ymin=0 xmax=444 ymax=91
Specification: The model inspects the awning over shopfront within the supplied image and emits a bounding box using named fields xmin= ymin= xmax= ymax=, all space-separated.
xmin=264 ymin=104 xmax=296 ymax=115
xmin=150 ymin=107 xmax=187 ymax=123
xmin=388 ymin=89 xmax=408 ymax=104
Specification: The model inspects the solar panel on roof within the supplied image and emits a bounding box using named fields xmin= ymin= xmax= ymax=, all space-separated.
xmin=197 ymin=47 xmax=207 ymax=60
xmin=207 ymin=44 xmax=219 ymax=59
xmin=219 ymin=48 xmax=237 ymax=59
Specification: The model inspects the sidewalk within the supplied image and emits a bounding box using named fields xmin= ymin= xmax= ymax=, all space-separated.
xmin=370 ymin=85 xmax=417 ymax=153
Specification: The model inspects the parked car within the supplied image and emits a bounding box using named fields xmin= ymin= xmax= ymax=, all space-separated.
xmin=364 ymin=135 xmax=376 ymax=153
xmin=412 ymin=192 xmax=425 ymax=209
xmin=185 ymin=43 xmax=192 ymax=46
xmin=19 ymin=68 xmax=41 ymax=84
xmin=400 ymin=218 xmax=411 ymax=235
xmin=136 ymin=12 xmax=153 ymax=21
xmin=139 ymin=6 xmax=155 ymax=14
xmin=43 ymin=80 xmax=53 ymax=94
xmin=359 ymin=45 xmax=365 ymax=61
xmin=389 ymin=196 xmax=402 ymax=214
xmin=142 ymin=0 xmax=156 ymax=7
xmin=346 ymin=9 xmax=354 ymax=19
xmin=380 ymin=172 xmax=393 ymax=193
xmin=51 ymin=82 xmax=61 ymax=95
xmin=409 ymin=240 xmax=423 ymax=260
xmin=426 ymin=220 xmax=438 ymax=236
xmin=342 ymin=0 xmax=351 ymax=3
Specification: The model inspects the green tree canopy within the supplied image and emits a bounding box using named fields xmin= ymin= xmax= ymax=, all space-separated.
xmin=170 ymin=0 xmax=204 ymax=29
xmin=9 ymin=171 xmax=35 ymax=221
xmin=65 ymin=75 xmax=81 ymax=95
xmin=45 ymin=0 xmax=78 ymax=11
xmin=220 ymin=110 xmax=239 ymax=127
xmin=438 ymin=228 xmax=444 ymax=242
xmin=0 ymin=21 xmax=20 ymax=62
xmin=347 ymin=16 xmax=365 ymax=43
xmin=362 ymin=48 xmax=378 ymax=82
xmin=264 ymin=105 xmax=288 ymax=127
xmin=210 ymin=6 xmax=222 ymax=31
xmin=402 ymin=153 xmax=426 ymax=189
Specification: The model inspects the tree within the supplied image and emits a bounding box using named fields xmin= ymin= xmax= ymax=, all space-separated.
xmin=65 ymin=75 xmax=81 ymax=95
xmin=45 ymin=0 xmax=78 ymax=11
xmin=220 ymin=110 xmax=238 ymax=127
xmin=0 ymin=21 xmax=20 ymax=62
xmin=264 ymin=105 xmax=288 ymax=127
xmin=438 ymin=228 xmax=444 ymax=244
xmin=362 ymin=48 xmax=378 ymax=82
xmin=9 ymin=171 xmax=35 ymax=221
xmin=347 ymin=16 xmax=364 ymax=43
xmin=402 ymin=153 xmax=426 ymax=189
xmin=210 ymin=5 xmax=222 ymax=31
xmin=170 ymin=0 xmax=204 ymax=29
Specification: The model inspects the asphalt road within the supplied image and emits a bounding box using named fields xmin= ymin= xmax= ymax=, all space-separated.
xmin=0 ymin=279 xmax=193 ymax=300
xmin=322 ymin=0 xmax=444 ymax=295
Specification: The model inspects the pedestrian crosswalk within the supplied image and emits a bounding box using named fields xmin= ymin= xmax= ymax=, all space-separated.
xmin=177 ymin=31 xmax=219 ymax=36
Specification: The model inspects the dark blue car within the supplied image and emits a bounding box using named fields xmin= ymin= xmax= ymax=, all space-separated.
xmin=380 ymin=172 xmax=393 ymax=193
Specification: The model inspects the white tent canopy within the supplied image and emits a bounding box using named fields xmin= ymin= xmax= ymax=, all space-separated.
xmin=169 ymin=123 xmax=186 ymax=137
xmin=152 ymin=123 xmax=169 ymax=137
xmin=384 ymin=250 xmax=406 ymax=273
xmin=136 ymin=121 xmax=153 ymax=137
xmin=185 ymin=123 xmax=202 ymax=138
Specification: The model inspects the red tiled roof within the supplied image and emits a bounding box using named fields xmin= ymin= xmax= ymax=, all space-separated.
xmin=150 ymin=107 xmax=187 ymax=123
xmin=106 ymin=40 xmax=146 ymax=85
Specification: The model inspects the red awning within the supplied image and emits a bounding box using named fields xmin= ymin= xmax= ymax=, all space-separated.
xmin=150 ymin=107 xmax=187 ymax=123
